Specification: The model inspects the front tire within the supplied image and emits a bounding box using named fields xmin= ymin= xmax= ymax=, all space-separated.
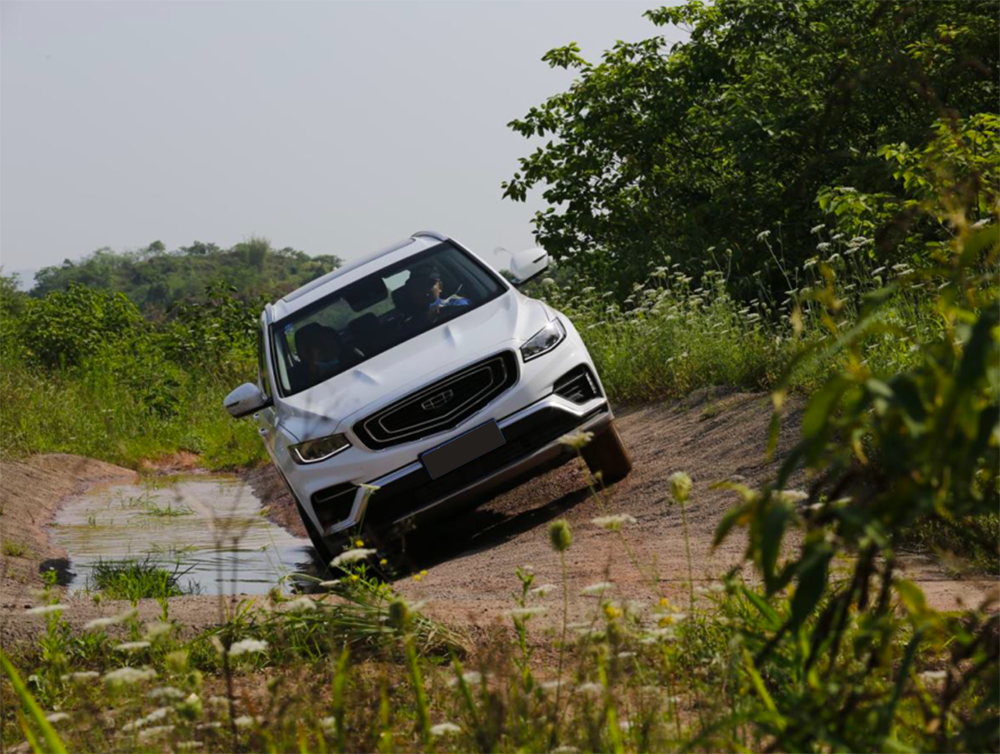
xmin=295 ymin=500 xmax=335 ymax=568
xmin=581 ymin=420 xmax=632 ymax=484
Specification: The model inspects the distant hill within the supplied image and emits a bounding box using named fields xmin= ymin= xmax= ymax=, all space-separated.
xmin=30 ymin=238 xmax=342 ymax=314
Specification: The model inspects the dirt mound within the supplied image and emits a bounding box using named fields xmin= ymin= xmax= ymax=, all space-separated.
xmin=0 ymin=454 xmax=136 ymax=597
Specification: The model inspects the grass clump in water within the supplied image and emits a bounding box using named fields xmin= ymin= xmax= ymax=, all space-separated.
xmin=87 ymin=557 xmax=193 ymax=601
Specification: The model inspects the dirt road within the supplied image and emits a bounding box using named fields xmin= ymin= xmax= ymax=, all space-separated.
xmin=1 ymin=389 xmax=993 ymax=647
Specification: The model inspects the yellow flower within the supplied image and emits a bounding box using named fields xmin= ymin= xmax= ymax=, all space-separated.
xmin=379 ymin=558 xmax=388 ymax=566
xmin=350 ymin=574 xmax=360 ymax=582
xmin=413 ymin=574 xmax=423 ymax=582
xmin=659 ymin=615 xmax=674 ymax=627
xmin=354 ymin=539 xmax=365 ymax=548
xmin=604 ymin=604 xmax=621 ymax=620
xmin=419 ymin=569 xmax=428 ymax=576
xmin=659 ymin=597 xmax=672 ymax=609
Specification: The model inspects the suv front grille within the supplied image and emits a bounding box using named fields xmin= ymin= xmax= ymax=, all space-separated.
xmin=362 ymin=403 xmax=607 ymax=528
xmin=354 ymin=351 xmax=519 ymax=450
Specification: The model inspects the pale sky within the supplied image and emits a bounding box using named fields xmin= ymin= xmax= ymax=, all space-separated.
xmin=1 ymin=1 xmax=684 ymax=285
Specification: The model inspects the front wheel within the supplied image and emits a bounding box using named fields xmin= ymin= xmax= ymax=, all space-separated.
xmin=295 ymin=500 xmax=335 ymax=568
xmin=581 ymin=421 xmax=632 ymax=484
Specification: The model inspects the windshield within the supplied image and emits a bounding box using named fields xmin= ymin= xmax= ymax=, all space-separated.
xmin=271 ymin=241 xmax=506 ymax=396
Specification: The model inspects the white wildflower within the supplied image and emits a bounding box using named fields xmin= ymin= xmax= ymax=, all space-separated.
xmin=330 ymin=548 xmax=376 ymax=567
xmin=559 ymin=430 xmax=594 ymax=450
xmin=26 ymin=604 xmax=66 ymax=616
xmin=148 ymin=686 xmax=185 ymax=702
xmin=777 ymin=489 xmax=809 ymax=504
xmin=319 ymin=716 xmax=336 ymax=732
xmin=756 ymin=230 xmax=771 ymax=241
xmin=528 ymin=584 xmax=558 ymax=598
xmin=45 ymin=712 xmax=70 ymax=724
xmin=138 ymin=725 xmax=175 ymax=741
xmin=69 ymin=671 xmax=100 ymax=682
xmin=810 ymin=224 xmax=825 ymax=234
xmin=507 ymin=606 xmax=548 ymax=619
xmin=104 ymin=666 xmax=157 ymax=685
xmin=123 ymin=706 xmax=171 ymax=731
xmin=580 ymin=582 xmax=615 ymax=596
xmin=234 ymin=715 xmax=258 ymax=728
xmin=284 ymin=596 xmax=317 ymax=613
xmin=591 ymin=514 xmax=637 ymax=531
xmin=143 ymin=622 xmax=172 ymax=640
xmin=229 ymin=638 xmax=268 ymax=656
xmin=871 ymin=266 xmax=886 ymax=275
xmin=115 ymin=641 xmax=151 ymax=652
xmin=84 ymin=607 xmax=137 ymax=630
xmin=641 ymin=627 xmax=678 ymax=644
xmin=430 ymin=722 xmax=462 ymax=736
xmin=448 ymin=671 xmax=482 ymax=687
xmin=816 ymin=242 xmax=832 ymax=251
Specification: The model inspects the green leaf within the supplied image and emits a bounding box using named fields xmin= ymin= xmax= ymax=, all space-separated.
xmin=802 ymin=376 xmax=850 ymax=439
xmin=0 ymin=651 xmax=68 ymax=754
xmin=761 ymin=501 xmax=792 ymax=590
xmin=789 ymin=549 xmax=831 ymax=630
xmin=740 ymin=585 xmax=782 ymax=629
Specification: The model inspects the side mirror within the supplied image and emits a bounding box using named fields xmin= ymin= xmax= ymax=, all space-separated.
xmin=508 ymin=247 xmax=549 ymax=288
xmin=224 ymin=382 xmax=271 ymax=418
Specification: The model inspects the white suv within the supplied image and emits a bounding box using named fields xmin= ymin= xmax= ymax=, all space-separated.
xmin=225 ymin=231 xmax=630 ymax=561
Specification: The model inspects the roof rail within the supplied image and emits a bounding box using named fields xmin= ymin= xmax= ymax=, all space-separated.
xmin=412 ymin=230 xmax=448 ymax=242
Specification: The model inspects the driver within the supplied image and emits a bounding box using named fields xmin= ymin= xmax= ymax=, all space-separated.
xmin=403 ymin=270 xmax=469 ymax=319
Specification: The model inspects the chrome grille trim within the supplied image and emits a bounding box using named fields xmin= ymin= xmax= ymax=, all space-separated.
xmin=353 ymin=351 xmax=519 ymax=450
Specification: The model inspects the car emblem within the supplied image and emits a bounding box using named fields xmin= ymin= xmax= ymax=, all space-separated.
xmin=421 ymin=390 xmax=454 ymax=411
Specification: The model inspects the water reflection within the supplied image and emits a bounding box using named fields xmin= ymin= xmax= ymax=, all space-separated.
xmin=52 ymin=475 xmax=313 ymax=596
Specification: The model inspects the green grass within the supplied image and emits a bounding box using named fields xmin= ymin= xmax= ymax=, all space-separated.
xmin=86 ymin=558 xmax=193 ymax=601
xmin=527 ymin=233 xmax=940 ymax=406
xmin=901 ymin=513 xmax=1000 ymax=575
xmin=0 ymin=353 xmax=266 ymax=471
xmin=2 ymin=540 xmax=27 ymax=558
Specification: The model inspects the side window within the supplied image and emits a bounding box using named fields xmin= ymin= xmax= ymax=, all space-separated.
xmin=257 ymin=324 xmax=273 ymax=400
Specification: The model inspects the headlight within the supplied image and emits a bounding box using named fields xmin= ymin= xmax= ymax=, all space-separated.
xmin=520 ymin=318 xmax=567 ymax=362
xmin=290 ymin=434 xmax=351 ymax=464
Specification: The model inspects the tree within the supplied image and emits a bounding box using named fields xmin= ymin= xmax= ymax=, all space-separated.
xmin=502 ymin=0 xmax=999 ymax=296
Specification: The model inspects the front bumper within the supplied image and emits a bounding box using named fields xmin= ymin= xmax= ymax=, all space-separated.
xmin=323 ymin=393 xmax=611 ymax=537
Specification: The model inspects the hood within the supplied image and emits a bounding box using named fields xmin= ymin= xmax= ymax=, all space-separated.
xmin=276 ymin=291 xmax=549 ymax=441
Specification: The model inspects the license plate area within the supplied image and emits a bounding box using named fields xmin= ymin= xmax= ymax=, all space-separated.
xmin=420 ymin=421 xmax=506 ymax=480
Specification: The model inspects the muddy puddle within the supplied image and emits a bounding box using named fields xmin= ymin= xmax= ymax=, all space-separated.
xmin=51 ymin=475 xmax=314 ymax=595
